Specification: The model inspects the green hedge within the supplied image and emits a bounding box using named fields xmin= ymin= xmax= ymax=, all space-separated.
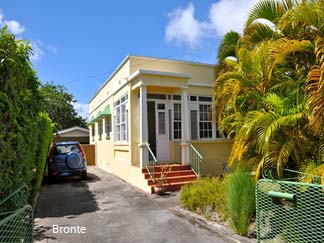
xmin=0 ymin=27 xmax=53 ymax=200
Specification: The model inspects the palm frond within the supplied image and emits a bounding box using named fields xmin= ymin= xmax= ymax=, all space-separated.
xmin=246 ymin=0 xmax=285 ymax=27
xmin=306 ymin=37 xmax=324 ymax=135
xmin=243 ymin=22 xmax=279 ymax=45
xmin=265 ymin=38 xmax=313 ymax=81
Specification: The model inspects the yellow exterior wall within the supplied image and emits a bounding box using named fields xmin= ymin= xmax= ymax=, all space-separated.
xmin=169 ymin=141 xmax=181 ymax=162
xmin=129 ymin=56 xmax=216 ymax=85
xmin=192 ymin=140 xmax=233 ymax=176
xmin=89 ymin=58 xmax=131 ymax=114
xmin=89 ymin=55 xmax=224 ymax=192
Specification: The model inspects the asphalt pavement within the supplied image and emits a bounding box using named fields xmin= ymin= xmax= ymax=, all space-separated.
xmin=34 ymin=167 xmax=233 ymax=243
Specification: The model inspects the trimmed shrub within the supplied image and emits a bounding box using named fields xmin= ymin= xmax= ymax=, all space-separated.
xmin=181 ymin=177 xmax=228 ymax=221
xmin=31 ymin=112 xmax=53 ymax=200
xmin=227 ymin=167 xmax=255 ymax=235
xmin=0 ymin=27 xmax=53 ymax=201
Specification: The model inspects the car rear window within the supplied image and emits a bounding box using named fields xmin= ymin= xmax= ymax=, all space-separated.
xmin=54 ymin=145 xmax=81 ymax=155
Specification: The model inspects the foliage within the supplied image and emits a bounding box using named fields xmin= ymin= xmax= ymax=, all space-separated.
xmin=31 ymin=112 xmax=53 ymax=199
xmin=214 ymin=0 xmax=324 ymax=178
xmin=227 ymin=168 xmax=255 ymax=236
xmin=181 ymin=177 xmax=228 ymax=221
xmin=41 ymin=82 xmax=87 ymax=132
xmin=0 ymin=27 xmax=52 ymax=200
xmin=217 ymin=31 xmax=240 ymax=64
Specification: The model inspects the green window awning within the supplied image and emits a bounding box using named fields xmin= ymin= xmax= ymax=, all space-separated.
xmin=90 ymin=105 xmax=111 ymax=122
xmin=101 ymin=105 xmax=111 ymax=116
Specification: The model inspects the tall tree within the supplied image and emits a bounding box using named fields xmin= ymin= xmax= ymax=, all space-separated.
xmin=41 ymin=82 xmax=87 ymax=131
xmin=214 ymin=0 xmax=324 ymax=179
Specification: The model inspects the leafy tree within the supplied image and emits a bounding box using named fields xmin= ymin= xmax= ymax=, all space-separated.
xmin=214 ymin=0 xmax=324 ymax=178
xmin=41 ymin=82 xmax=87 ymax=131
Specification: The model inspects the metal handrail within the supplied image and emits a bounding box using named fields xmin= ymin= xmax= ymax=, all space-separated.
xmin=144 ymin=142 xmax=158 ymax=183
xmin=190 ymin=144 xmax=203 ymax=176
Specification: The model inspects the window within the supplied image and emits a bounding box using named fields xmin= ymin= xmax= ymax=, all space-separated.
xmin=199 ymin=104 xmax=213 ymax=139
xmin=158 ymin=112 xmax=166 ymax=134
xmin=198 ymin=96 xmax=213 ymax=102
xmin=173 ymin=95 xmax=181 ymax=100
xmin=114 ymin=94 xmax=128 ymax=142
xmin=147 ymin=93 xmax=166 ymax=100
xmin=91 ymin=124 xmax=95 ymax=141
xmin=98 ymin=120 xmax=103 ymax=140
xmin=105 ymin=116 xmax=111 ymax=139
xmin=173 ymin=103 xmax=181 ymax=139
xmin=190 ymin=110 xmax=198 ymax=140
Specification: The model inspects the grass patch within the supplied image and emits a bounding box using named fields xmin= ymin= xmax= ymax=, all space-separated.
xmin=181 ymin=176 xmax=228 ymax=221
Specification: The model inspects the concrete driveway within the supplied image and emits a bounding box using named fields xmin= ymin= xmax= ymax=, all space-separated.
xmin=34 ymin=167 xmax=231 ymax=243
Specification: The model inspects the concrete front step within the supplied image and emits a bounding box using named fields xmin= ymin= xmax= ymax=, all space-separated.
xmin=142 ymin=164 xmax=198 ymax=194
xmin=150 ymin=181 xmax=195 ymax=193
xmin=142 ymin=164 xmax=191 ymax=173
xmin=147 ymin=174 xmax=197 ymax=186
xmin=143 ymin=169 xmax=195 ymax=179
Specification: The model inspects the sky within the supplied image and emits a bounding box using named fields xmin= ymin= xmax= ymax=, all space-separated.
xmin=1 ymin=0 xmax=258 ymax=119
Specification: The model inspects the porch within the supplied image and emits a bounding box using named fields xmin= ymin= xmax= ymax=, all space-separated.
xmin=129 ymin=69 xmax=231 ymax=192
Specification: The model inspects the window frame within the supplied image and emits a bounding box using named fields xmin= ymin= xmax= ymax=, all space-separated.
xmin=98 ymin=119 xmax=103 ymax=140
xmin=114 ymin=94 xmax=128 ymax=143
xmin=173 ymin=102 xmax=182 ymax=140
xmin=189 ymin=96 xmax=218 ymax=140
xmin=105 ymin=115 xmax=111 ymax=139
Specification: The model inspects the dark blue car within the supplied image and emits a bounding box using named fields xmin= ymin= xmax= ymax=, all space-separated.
xmin=47 ymin=141 xmax=87 ymax=179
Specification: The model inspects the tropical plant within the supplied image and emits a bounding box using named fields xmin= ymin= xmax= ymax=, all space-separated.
xmin=181 ymin=176 xmax=228 ymax=221
xmin=227 ymin=167 xmax=255 ymax=236
xmin=214 ymin=0 xmax=324 ymax=178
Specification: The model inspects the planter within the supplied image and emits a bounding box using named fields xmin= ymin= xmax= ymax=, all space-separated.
xmin=155 ymin=186 xmax=166 ymax=195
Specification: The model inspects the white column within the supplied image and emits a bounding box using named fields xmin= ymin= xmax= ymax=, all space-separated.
xmin=139 ymin=84 xmax=149 ymax=168
xmin=181 ymin=87 xmax=190 ymax=165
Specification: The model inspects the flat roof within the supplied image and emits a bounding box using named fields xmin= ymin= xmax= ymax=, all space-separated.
xmin=89 ymin=55 xmax=216 ymax=103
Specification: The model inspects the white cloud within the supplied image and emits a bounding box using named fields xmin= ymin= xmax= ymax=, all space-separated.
xmin=30 ymin=40 xmax=45 ymax=61
xmin=30 ymin=40 xmax=58 ymax=61
xmin=165 ymin=3 xmax=210 ymax=49
xmin=0 ymin=10 xmax=25 ymax=35
xmin=73 ymin=102 xmax=89 ymax=119
xmin=208 ymin=0 xmax=259 ymax=36
xmin=4 ymin=20 xmax=25 ymax=35
xmin=165 ymin=1 xmax=258 ymax=48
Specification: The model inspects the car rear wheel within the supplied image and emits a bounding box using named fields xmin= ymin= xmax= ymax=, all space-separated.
xmin=65 ymin=152 xmax=83 ymax=169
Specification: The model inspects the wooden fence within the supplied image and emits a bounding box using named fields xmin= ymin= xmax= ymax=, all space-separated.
xmin=82 ymin=144 xmax=96 ymax=166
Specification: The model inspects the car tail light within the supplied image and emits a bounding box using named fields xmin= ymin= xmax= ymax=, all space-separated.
xmin=79 ymin=145 xmax=87 ymax=162
xmin=48 ymin=144 xmax=56 ymax=163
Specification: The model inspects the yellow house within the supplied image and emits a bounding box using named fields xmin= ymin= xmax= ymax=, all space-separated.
xmin=88 ymin=55 xmax=232 ymax=193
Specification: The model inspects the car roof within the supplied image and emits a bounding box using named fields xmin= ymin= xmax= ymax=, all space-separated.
xmin=54 ymin=141 xmax=80 ymax=146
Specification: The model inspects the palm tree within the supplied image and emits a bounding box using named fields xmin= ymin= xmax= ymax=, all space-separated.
xmin=214 ymin=0 xmax=324 ymax=178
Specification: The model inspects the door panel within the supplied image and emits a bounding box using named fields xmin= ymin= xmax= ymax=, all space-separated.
xmin=156 ymin=102 xmax=169 ymax=161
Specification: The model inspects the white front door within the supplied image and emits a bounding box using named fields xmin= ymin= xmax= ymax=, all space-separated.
xmin=156 ymin=102 xmax=169 ymax=161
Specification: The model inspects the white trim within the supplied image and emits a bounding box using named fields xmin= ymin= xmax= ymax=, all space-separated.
xmin=56 ymin=126 xmax=89 ymax=136
xmin=128 ymin=54 xmax=217 ymax=68
xmin=128 ymin=69 xmax=192 ymax=81
xmin=89 ymin=55 xmax=130 ymax=103
xmin=139 ymin=85 xmax=149 ymax=168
